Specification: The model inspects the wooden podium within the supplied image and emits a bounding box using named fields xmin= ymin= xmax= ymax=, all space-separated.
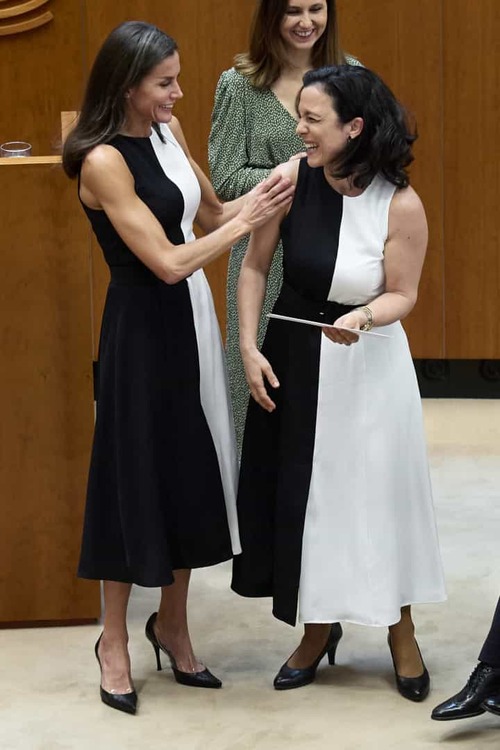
xmin=0 ymin=157 xmax=100 ymax=625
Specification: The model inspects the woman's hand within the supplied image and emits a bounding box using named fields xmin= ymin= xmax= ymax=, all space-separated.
xmin=238 ymin=173 xmax=294 ymax=231
xmin=322 ymin=309 xmax=367 ymax=345
xmin=242 ymin=347 xmax=279 ymax=412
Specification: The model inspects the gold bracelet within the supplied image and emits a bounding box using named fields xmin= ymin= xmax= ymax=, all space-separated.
xmin=358 ymin=305 xmax=374 ymax=331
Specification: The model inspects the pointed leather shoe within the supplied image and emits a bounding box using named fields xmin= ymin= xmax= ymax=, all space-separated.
xmin=273 ymin=623 xmax=343 ymax=690
xmin=99 ymin=685 xmax=137 ymax=715
xmin=431 ymin=663 xmax=500 ymax=720
xmin=388 ymin=635 xmax=430 ymax=702
xmin=145 ymin=612 xmax=222 ymax=689
xmin=95 ymin=635 xmax=137 ymax=715
xmin=481 ymin=692 xmax=500 ymax=717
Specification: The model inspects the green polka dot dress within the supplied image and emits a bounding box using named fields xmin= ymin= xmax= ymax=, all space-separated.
xmin=208 ymin=61 xmax=360 ymax=450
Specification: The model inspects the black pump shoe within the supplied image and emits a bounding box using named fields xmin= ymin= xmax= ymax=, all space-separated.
xmin=95 ymin=635 xmax=137 ymax=715
xmin=388 ymin=634 xmax=430 ymax=702
xmin=273 ymin=623 xmax=343 ymax=691
xmin=431 ymin=663 xmax=500 ymax=721
xmin=145 ymin=612 xmax=222 ymax=689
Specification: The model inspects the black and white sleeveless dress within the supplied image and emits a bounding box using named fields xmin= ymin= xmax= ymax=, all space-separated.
xmin=78 ymin=125 xmax=240 ymax=587
xmin=232 ymin=159 xmax=446 ymax=627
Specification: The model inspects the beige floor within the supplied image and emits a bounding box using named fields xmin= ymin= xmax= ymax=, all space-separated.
xmin=1 ymin=400 xmax=500 ymax=750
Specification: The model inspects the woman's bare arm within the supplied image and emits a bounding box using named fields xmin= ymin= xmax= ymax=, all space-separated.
xmin=80 ymin=145 xmax=293 ymax=285
xmin=324 ymin=185 xmax=428 ymax=344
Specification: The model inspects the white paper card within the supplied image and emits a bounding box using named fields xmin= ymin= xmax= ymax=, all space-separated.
xmin=267 ymin=313 xmax=391 ymax=338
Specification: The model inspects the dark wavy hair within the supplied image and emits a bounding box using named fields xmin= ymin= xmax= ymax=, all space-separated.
xmin=235 ymin=0 xmax=345 ymax=89
xmin=301 ymin=65 xmax=416 ymax=188
xmin=63 ymin=21 xmax=177 ymax=178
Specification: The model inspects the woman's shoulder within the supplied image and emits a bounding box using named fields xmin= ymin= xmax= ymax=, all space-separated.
xmin=389 ymin=185 xmax=425 ymax=224
xmin=216 ymin=66 xmax=260 ymax=95
xmin=83 ymin=143 xmax=123 ymax=172
xmin=392 ymin=184 xmax=422 ymax=207
xmin=80 ymin=143 xmax=132 ymax=200
xmin=273 ymin=158 xmax=301 ymax=184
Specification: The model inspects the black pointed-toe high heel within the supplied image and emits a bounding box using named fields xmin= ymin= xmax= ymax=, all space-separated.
xmin=94 ymin=635 xmax=137 ymax=715
xmin=387 ymin=634 xmax=430 ymax=702
xmin=273 ymin=623 xmax=343 ymax=691
xmin=145 ymin=612 xmax=222 ymax=689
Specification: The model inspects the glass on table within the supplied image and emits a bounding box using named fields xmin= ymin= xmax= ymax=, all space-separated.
xmin=0 ymin=141 xmax=32 ymax=157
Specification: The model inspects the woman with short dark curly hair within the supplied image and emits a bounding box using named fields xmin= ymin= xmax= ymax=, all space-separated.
xmin=233 ymin=64 xmax=447 ymax=700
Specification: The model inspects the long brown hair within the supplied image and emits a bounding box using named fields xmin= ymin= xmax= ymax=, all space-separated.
xmin=63 ymin=21 xmax=177 ymax=178
xmin=235 ymin=0 xmax=345 ymax=89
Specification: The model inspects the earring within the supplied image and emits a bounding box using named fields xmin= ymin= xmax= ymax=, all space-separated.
xmin=347 ymin=135 xmax=352 ymax=143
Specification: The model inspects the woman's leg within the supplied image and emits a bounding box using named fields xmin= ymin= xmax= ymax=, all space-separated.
xmin=287 ymin=624 xmax=333 ymax=669
xmin=154 ymin=569 xmax=204 ymax=673
xmin=97 ymin=581 xmax=134 ymax=692
xmin=388 ymin=605 xmax=425 ymax=676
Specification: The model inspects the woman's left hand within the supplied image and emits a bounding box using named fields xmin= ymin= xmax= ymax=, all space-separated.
xmin=322 ymin=309 xmax=367 ymax=345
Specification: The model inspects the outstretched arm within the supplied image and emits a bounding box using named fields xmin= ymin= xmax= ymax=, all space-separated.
xmin=80 ymin=145 xmax=293 ymax=285
xmin=169 ymin=117 xmax=260 ymax=233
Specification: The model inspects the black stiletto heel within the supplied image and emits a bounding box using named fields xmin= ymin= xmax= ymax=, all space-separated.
xmin=387 ymin=634 xmax=430 ymax=702
xmin=327 ymin=640 xmax=339 ymax=665
xmin=273 ymin=623 xmax=343 ymax=690
xmin=149 ymin=636 xmax=162 ymax=671
xmin=95 ymin=634 xmax=137 ymax=715
xmin=145 ymin=612 xmax=222 ymax=689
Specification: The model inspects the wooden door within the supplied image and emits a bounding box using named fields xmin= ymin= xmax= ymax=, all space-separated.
xmin=443 ymin=0 xmax=500 ymax=358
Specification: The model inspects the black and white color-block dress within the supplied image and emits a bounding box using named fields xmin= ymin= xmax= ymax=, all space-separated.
xmin=232 ymin=159 xmax=446 ymax=627
xmin=78 ymin=125 xmax=240 ymax=587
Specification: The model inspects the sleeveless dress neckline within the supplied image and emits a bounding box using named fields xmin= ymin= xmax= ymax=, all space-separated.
xmin=320 ymin=169 xmax=375 ymax=200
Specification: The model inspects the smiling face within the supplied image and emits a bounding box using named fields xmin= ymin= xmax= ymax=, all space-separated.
xmin=280 ymin=1 xmax=328 ymax=54
xmin=296 ymin=84 xmax=363 ymax=167
xmin=125 ymin=52 xmax=183 ymax=133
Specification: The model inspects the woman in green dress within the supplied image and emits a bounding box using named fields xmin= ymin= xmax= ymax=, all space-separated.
xmin=209 ymin=0 xmax=360 ymax=448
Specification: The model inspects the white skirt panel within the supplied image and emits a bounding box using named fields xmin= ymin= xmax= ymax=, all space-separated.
xmin=298 ymin=322 xmax=446 ymax=625
xmin=187 ymin=269 xmax=241 ymax=554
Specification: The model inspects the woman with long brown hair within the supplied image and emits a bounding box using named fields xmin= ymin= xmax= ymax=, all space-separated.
xmin=209 ymin=0 xmax=360 ymax=449
xmin=63 ymin=20 xmax=292 ymax=715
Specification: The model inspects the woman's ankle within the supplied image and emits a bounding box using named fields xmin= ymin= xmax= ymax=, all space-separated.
xmin=100 ymin=628 xmax=129 ymax=648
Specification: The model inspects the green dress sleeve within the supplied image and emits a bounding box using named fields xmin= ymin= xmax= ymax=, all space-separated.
xmin=209 ymin=69 xmax=273 ymax=200
xmin=345 ymin=54 xmax=363 ymax=67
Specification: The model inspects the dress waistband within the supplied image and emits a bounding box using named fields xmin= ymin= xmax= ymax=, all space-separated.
xmin=274 ymin=282 xmax=357 ymax=325
xmin=109 ymin=265 xmax=159 ymax=286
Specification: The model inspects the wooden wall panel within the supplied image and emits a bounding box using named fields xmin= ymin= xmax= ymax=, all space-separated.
xmin=443 ymin=0 xmax=500 ymax=358
xmin=338 ymin=0 xmax=444 ymax=357
xmin=0 ymin=0 xmax=86 ymax=156
xmin=0 ymin=162 xmax=99 ymax=623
